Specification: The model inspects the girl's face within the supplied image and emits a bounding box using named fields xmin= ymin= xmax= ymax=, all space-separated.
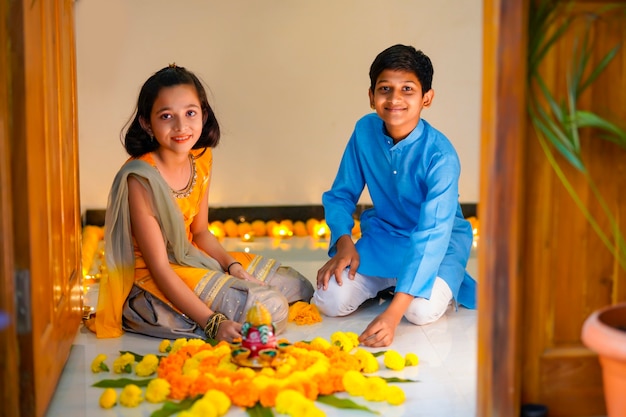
xmin=368 ymin=69 xmax=434 ymax=142
xmin=145 ymin=84 xmax=205 ymax=154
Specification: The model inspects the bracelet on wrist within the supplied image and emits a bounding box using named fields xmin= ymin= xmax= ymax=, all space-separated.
xmin=226 ymin=261 xmax=242 ymax=275
xmin=203 ymin=311 xmax=228 ymax=340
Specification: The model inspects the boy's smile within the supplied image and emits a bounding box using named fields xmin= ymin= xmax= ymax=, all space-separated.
xmin=369 ymin=69 xmax=434 ymax=142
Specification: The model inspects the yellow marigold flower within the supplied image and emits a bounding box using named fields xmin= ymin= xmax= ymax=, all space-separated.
xmin=203 ymin=389 xmax=231 ymax=416
xmin=91 ymin=353 xmax=109 ymax=373
xmin=386 ymin=384 xmax=406 ymax=405
xmin=362 ymin=376 xmax=387 ymax=402
xmin=113 ymin=352 xmax=135 ymax=374
xmin=135 ymin=353 xmax=159 ymax=377
xmin=275 ymin=363 xmax=293 ymax=378
xmin=158 ymin=339 xmax=171 ymax=353
xmin=383 ymin=350 xmax=405 ymax=371
xmin=342 ymin=369 xmax=366 ymax=396
xmin=170 ymin=338 xmax=188 ymax=353
xmin=330 ymin=331 xmax=359 ymax=352
xmin=275 ymin=389 xmax=307 ymax=414
xmin=259 ymin=367 xmax=276 ymax=377
xmin=189 ymin=398 xmax=217 ymax=417
xmin=145 ymin=378 xmax=170 ymax=403
xmin=98 ymin=388 xmax=116 ymax=409
xmin=186 ymin=338 xmax=206 ymax=348
xmin=405 ymin=352 xmax=419 ymax=366
xmin=119 ymin=384 xmax=143 ymax=407
xmin=310 ymin=336 xmax=331 ymax=350
xmin=353 ymin=348 xmax=379 ymax=373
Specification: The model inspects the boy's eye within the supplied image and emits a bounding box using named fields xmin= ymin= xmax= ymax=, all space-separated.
xmin=402 ymin=86 xmax=413 ymax=92
xmin=379 ymin=86 xmax=391 ymax=92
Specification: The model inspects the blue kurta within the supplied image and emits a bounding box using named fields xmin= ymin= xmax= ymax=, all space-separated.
xmin=323 ymin=113 xmax=476 ymax=309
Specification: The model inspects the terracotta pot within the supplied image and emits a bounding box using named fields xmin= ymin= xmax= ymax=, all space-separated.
xmin=582 ymin=302 xmax=626 ymax=417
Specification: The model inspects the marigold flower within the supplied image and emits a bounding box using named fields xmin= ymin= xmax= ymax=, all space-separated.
xmin=135 ymin=353 xmax=159 ymax=377
xmin=362 ymin=376 xmax=388 ymax=402
xmin=98 ymin=388 xmax=116 ymax=409
xmin=119 ymin=384 xmax=143 ymax=407
xmin=171 ymin=338 xmax=188 ymax=353
xmin=259 ymin=383 xmax=281 ymax=408
xmin=91 ymin=353 xmax=109 ymax=373
xmin=342 ymin=369 xmax=366 ymax=396
xmin=353 ymin=348 xmax=379 ymax=373
xmin=405 ymin=352 xmax=419 ymax=366
xmin=145 ymin=378 xmax=170 ymax=403
xmin=204 ymin=389 xmax=231 ymax=416
xmin=112 ymin=352 xmax=135 ymax=374
xmin=158 ymin=339 xmax=171 ymax=353
xmin=310 ymin=336 xmax=331 ymax=350
xmin=275 ymin=389 xmax=306 ymax=414
xmin=230 ymin=379 xmax=259 ymax=408
xmin=330 ymin=331 xmax=359 ymax=352
xmin=288 ymin=301 xmax=323 ymax=325
xmin=386 ymin=384 xmax=406 ymax=405
xmin=189 ymin=398 xmax=218 ymax=417
xmin=383 ymin=350 xmax=405 ymax=371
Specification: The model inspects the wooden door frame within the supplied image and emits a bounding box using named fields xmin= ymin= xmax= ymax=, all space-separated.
xmin=477 ymin=0 xmax=527 ymax=415
xmin=0 ymin=0 xmax=21 ymax=414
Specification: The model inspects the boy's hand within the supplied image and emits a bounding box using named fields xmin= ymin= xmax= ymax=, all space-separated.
xmin=359 ymin=292 xmax=413 ymax=347
xmin=359 ymin=311 xmax=399 ymax=347
xmin=316 ymin=235 xmax=359 ymax=290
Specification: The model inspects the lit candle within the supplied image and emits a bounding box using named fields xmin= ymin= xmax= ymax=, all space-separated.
xmin=241 ymin=232 xmax=254 ymax=242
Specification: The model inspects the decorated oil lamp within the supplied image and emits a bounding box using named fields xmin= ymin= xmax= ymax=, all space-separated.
xmin=231 ymin=302 xmax=281 ymax=367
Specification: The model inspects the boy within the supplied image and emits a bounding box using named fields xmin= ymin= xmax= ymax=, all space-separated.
xmin=312 ymin=44 xmax=476 ymax=347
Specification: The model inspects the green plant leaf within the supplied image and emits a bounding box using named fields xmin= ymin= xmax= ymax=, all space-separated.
xmin=246 ymin=403 xmax=275 ymax=417
xmin=92 ymin=377 xmax=153 ymax=388
xmin=371 ymin=351 xmax=386 ymax=357
xmin=575 ymin=111 xmax=626 ymax=148
xmin=381 ymin=377 xmax=419 ymax=383
xmin=316 ymin=395 xmax=380 ymax=414
xmin=150 ymin=396 xmax=200 ymax=417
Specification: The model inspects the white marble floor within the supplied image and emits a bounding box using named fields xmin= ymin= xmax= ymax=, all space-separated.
xmin=46 ymin=237 xmax=478 ymax=417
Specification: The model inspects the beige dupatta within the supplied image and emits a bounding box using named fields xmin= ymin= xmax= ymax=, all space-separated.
xmin=95 ymin=159 xmax=221 ymax=338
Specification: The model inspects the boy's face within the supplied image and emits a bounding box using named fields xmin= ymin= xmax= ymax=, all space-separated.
xmin=369 ymin=69 xmax=434 ymax=142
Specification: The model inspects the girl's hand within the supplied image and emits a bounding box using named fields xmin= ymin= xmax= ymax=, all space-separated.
xmin=216 ymin=320 xmax=242 ymax=343
xmin=227 ymin=262 xmax=266 ymax=285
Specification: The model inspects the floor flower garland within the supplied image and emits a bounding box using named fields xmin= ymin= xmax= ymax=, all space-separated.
xmin=91 ymin=331 xmax=419 ymax=417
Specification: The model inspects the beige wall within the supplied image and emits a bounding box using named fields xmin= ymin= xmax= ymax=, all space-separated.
xmin=75 ymin=0 xmax=482 ymax=212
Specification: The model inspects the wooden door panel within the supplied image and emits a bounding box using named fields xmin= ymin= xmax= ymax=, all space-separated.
xmin=10 ymin=0 xmax=82 ymax=416
xmin=519 ymin=2 xmax=626 ymax=415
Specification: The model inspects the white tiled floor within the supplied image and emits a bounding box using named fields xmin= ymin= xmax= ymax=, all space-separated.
xmin=46 ymin=237 xmax=477 ymax=417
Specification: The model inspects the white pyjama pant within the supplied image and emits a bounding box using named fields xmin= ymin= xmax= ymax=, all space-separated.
xmin=311 ymin=270 xmax=452 ymax=326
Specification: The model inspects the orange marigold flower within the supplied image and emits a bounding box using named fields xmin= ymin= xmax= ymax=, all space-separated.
xmin=259 ymin=384 xmax=281 ymax=408
xmin=288 ymin=301 xmax=323 ymax=325
xmin=229 ymin=379 xmax=259 ymax=408
xmin=168 ymin=373 xmax=194 ymax=400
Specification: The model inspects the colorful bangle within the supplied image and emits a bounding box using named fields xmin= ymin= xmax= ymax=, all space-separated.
xmin=203 ymin=311 xmax=228 ymax=340
xmin=226 ymin=261 xmax=242 ymax=275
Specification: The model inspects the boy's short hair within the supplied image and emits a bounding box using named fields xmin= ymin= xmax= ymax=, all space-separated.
xmin=369 ymin=44 xmax=434 ymax=94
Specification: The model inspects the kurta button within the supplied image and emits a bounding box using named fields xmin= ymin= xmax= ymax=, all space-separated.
xmin=393 ymin=170 xmax=397 ymax=175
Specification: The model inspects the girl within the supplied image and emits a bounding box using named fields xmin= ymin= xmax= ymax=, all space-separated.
xmin=94 ymin=65 xmax=314 ymax=342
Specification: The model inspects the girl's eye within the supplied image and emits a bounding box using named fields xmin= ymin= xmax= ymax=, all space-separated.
xmin=159 ymin=113 xmax=172 ymax=120
xmin=187 ymin=110 xmax=197 ymax=117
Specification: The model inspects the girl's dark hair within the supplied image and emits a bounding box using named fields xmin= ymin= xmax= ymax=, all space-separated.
xmin=369 ymin=44 xmax=434 ymax=95
xmin=122 ymin=65 xmax=220 ymax=157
